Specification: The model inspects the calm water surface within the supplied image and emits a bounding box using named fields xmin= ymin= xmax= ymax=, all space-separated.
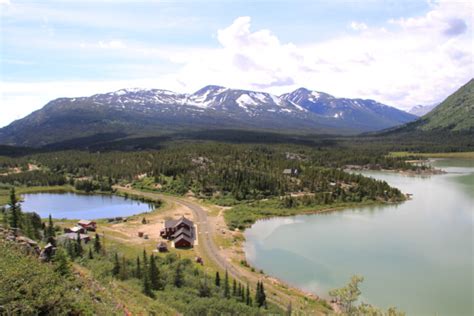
xmin=21 ymin=192 xmax=153 ymax=219
xmin=244 ymin=159 xmax=473 ymax=315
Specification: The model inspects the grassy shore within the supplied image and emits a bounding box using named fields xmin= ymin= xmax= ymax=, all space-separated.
xmin=224 ymin=198 xmax=383 ymax=231
xmin=389 ymin=151 xmax=474 ymax=159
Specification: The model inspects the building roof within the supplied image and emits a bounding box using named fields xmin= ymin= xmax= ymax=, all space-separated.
xmin=78 ymin=220 xmax=95 ymax=225
xmin=174 ymin=234 xmax=193 ymax=245
xmin=157 ymin=241 xmax=168 ymax=248
xmin=69 ymin=226 xmax=83 ymax=233
xmin=164 ymin=216 xmax=193 ymax=229
xmin=61 ymin=233 xmax=90 ymax=240
xmin=164 ymin=219 xmax=178 ymax=228
xmin=175 ymin=216 xmax=193 ymax=228
xmin=283 ymin=169 xmax=292 ymax=174
xmin=171 ymin=227 xmax=192 ymax=239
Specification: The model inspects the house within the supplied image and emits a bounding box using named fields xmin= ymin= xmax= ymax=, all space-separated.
xmin=160 ymin=216 xmax=195 ymax=248
xmin=77 ymin=220 xmax=97 ymax=231
xmin=174 ymin=234 xmax=193 ymax=248
xmin=157 ymin=241 xmax=168 ymax=252
xmin=160 ymin=216 xmax=193 ymax=239
xmin=64 ymin=226 xmax=86 ymax=234
xmin=60 ymin=233 xmax=91 ymax=243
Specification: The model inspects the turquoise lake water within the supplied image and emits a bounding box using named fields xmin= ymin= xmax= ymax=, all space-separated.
xmin=244 ymin=159 xmax=474 ymax=315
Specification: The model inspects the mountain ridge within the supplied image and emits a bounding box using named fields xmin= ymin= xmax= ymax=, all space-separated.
xmin=0 ymin=85 xmax=418 ymax=147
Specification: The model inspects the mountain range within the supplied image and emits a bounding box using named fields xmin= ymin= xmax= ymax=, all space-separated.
xmin=0 ymin=86 xmax=417 ymax=147
xmin=408 ymin=104 xmax=438 ymax=116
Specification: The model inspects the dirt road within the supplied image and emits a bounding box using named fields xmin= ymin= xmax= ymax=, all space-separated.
xmin=115 ymin=187 xmax=329 ymax=314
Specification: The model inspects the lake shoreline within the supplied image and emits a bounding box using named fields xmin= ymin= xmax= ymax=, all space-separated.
xmin=239 ymin=159 xmax=472 ymax=315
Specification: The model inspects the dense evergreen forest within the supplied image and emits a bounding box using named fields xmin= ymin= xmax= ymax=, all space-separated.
xmin=0 ymin=142 xmax=408 ymax=202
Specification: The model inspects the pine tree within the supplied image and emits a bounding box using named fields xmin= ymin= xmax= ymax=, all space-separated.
xmin=261 ymin=281 xmax=267 ymax=309
xmin=112 ymin=253 xmax=121 ymax=276
xmin=142 ymin=249 xmax=148 ymax=270
xmin=46 ymin=214 xmax=55 ymax=240
xmin=232 ymin=279 xmax=237 ymax=296
xmin=94 ymin=233 xmax=101 ymax=253
xmin=174 ymin=262 xmax=184 ymax=288
xmin=75 ymin=233 xmax=83 ymax=256
xmin=88 ymin=247 xmax=94 ymax=259
xmin=149 ymin=255 xmax=161 ymax=290
xmin=142 ymin=271 xmax=154 ymax=298
xmin=119 ymin=256 xmax=129 ymax=280
xmin=215 ymin=271 xmax=220 ymax=287
xmin=224 ymin=269 xmax=230 ymax=298
xmin=8 ymin=188 xmax=21 ymax=229
xmin=255 ymin=281 xmax=261 ymax=307
xmin=255 ymin=281 xmax=267 ymax=308
xmin=246 ymin=283 xmax=251 ymax=306
xmin=198 ymin=277 xmax=211 ymax=297
xmin=53 ymin=248 xmax=71 ymax=276
xmin=135 ymin=256 xmax=142 ymax=279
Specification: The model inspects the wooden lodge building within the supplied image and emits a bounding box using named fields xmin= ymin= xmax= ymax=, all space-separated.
xmin=77 ymin=220 xmax=97 ymax=231
xmin=160 ymin=216 xmax=195 ymax=248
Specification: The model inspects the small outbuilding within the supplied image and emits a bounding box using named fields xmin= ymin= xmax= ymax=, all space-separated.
xmin=157 ymin=241 xmax=168 ymax=252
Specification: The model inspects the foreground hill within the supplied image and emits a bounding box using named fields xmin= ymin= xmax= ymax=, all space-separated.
xmin=393 ymin=79 xmax=473 ymax=133
xmin=0 ymin=86 xmax=416 ymax=147
xmin=418 ymin=79 xmax=473 ymax=132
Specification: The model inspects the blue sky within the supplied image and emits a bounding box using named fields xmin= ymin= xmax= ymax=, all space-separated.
xmin=0 ymin=0 xmax=472 ymax=126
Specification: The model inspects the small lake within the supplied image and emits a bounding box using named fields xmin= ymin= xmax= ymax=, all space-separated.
xmin=244 ymin=159 xmax=474 ymax=315
xmin=21 ymin=192 xmax=154 ymax=220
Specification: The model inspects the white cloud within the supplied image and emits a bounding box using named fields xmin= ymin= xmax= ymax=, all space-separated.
xmin=350 ymin=21 xmax=368 ymax=31
xmin=164 ymin=0 xmax=472 ymax=110
xmin=0 ymin=0 xmax=10 ymax=5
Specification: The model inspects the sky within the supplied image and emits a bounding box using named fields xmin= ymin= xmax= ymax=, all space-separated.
xmin=0 ymin=0 xmax=472 ymax=127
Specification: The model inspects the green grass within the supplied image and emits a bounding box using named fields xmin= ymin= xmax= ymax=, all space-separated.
xmin=224 ymin=198 xmax=381 ymax=231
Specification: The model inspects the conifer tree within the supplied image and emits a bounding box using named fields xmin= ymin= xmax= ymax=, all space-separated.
xmin=142 ymin=249 xmax=148 ymax=270
xmin=94 ymin=233 xmax=101 ymax=253
xmin=8 ymin=188 xmax=21 ymax=229
xmin=142 ymin=271 xmax=154 ymax=298
xmin=75 ymin=233 xmax=83 ymax=256
xmin=173 ymin=262 xmax=184 ymax=288
xmin=232 ymin=279 xmax=237 ymax=296
xmin=119 ymin=256 xmax=129 ymax=280
xmin=215 ymin=271 xmax=220 ymax=287
xmin=46 ymin=214 xmax=54 ymax=240
xmin=246 ymin=283 xmax=251 ymax=306
xmin=53 ymin=248 xmax=71 ymax=276
xmin=149 ymin=255 xmax=161 ymax=290
xmin=135 ymin=256 xmax=142 ymax=279
xmin=224 ymin=269 xmax=230 ymax=298
xmin=112 ymin=253 xmax=121 ymax=276
xmin=88 ymin=247 xmax=94 ymax=259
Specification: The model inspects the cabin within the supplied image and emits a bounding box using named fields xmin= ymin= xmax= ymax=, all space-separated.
xmin=64 ymin=226 xmax=86 ymax=234
xmin=77 ymin=220 xmax=97 ymax=231
xmin=160 ymin=216 xmax=194 ymax=239
xmin=283 ymin=168 xmax=299 ymax=176
xmin=174 ymin=234 xmax=193 ymax=248
xmin=157 ymin=241 xmax=168 ymax=252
